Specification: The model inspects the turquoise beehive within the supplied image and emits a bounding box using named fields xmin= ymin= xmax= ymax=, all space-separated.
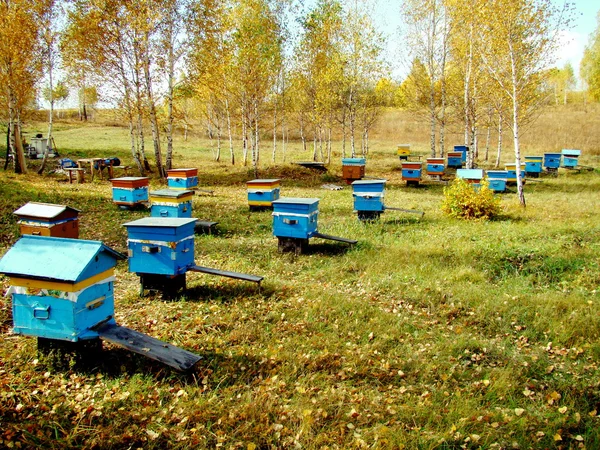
xmin=0 ymin=235 xmax=125 ymax=341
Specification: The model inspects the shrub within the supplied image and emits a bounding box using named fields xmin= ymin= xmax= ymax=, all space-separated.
xmin=441 ymin=177 xmax=501 ymax=220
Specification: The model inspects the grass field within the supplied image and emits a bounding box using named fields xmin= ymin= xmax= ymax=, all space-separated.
xmin=1 ymin=107 xmax=599 ymax=449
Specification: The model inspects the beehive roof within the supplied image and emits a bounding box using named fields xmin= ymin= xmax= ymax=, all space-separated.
xmin=14 ymin=202 xmax=80 ymax=220
xmin=0 ymin=235 xmax=125 ymax=283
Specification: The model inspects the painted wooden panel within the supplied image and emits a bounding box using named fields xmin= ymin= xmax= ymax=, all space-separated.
xmin=544 ymin=153 xmax=562 ymax=169
xmin=272 ymin=198 xmax=319 ymax=239
xmin=112 ymin=186 xmax=149 ymax=206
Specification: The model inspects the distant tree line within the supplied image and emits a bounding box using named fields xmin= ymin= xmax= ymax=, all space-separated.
xmin=0 ymin=0 xmax=594 ymax=199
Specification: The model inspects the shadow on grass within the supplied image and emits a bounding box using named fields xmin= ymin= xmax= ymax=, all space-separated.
xmin=38 ymin=339 xmax=278 ymax=386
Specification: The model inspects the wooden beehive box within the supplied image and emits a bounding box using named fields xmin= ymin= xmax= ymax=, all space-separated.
xmin=453 ymin=145 xmax=469 ymax=163
xmin=426 ymin=158 xmax=445 ymax=176
xmin=447 ymin=151 xmax=463 ymax=168
xmin=352 ymin=179 xmax=386 ymax=213
xmin=505 ymin=163 xmax=526 ymax=184
xmin=456 ymin=169 xmax=484 ymax=186
xmin=0 ymin=235 xmax=125 ymax=341
xmin=341 ymin=158 xmax=366 ymax=183
xmin=561 ymin=149 xmax=581 ymax=168
xmin=486 ymin=170 xmax=508 ymax=192
xmin=247 ymin=179 xmax=281 ymax=209
xmin=524 ymin=156 xmax=543 ymax=177
xmin=401 ymin=161 xmax=423 ymax=184
xmin=110 ymin=177 xmax=149 ymax=207
xmin=544 ymin=153 xmax=562 ymax=170
xmin=397 ymin=144 xmax=411 ymax=160
xmin=150 ymin=189 xmax=194 ymax=218
xmin=123 ymin=217 xmax=197 ymax=276
xmin=272 ymin=198 xmax=319 ymax=239
xmin=14 ymin=202 xmax=80 ymax=239
xmin=167 ymin=168 xmax=199 ymax=190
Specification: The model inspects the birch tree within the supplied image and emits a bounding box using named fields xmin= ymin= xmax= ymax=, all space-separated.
xmin=478 ymin=0 xmax=570 ymax=206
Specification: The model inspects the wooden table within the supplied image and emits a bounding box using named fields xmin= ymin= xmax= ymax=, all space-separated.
xmin=77 ymin=158 xmax=103 ymax=181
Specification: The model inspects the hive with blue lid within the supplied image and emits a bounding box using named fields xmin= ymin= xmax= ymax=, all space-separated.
xmin=123 ymin=217 xmax=197 ymax=276
xmin=14 ymin=202 xmax=80 ymax=238
xmin=0 ymin=234 xmax=201 ymax=370
xmin=124 ymin=217 xmax=263 ymax=295
xmin=0 ymin=235 xmax=123 ymax=342
xmin=341 ymin=158 xmax=366 ymax=184
xmin=505 ymin=163 xmax=526 ymax=184
xmin=456 ymin=169 xmax=484 ymax=187
xmin=272 ymin=198 xmax=357 ymax=254
xmin=351 ymin=179 xmax=385 ymax=220
xmin=150 ymin=189 xmax=194 ymax=218
xmin=167 ymin=168 xmax=199 ymax=190
xmin=561 ymin=149 xmax=581 ymax=169
xmin=110 ymin=176 xmax=149 ymax=208
xmin=544 ymin=153 xmax=561 ymax=172
xmin=524 ymin=156 xmax=543 ymax=177
xmin=247 ymin=179 xmax=281 ymax=210
xmin=453 ymin=145 xmax=469 ymax=163
xmin=486 ymin=170 xmax=508 ymax=193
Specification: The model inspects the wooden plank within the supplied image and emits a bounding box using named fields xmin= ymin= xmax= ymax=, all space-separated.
xmin=312 ymin=232 xmax=357 ymax=245
xmin=96 ymin=323 xmax=201 ymax=371
xmin=189 ymin=265 xmax=263 ymax=285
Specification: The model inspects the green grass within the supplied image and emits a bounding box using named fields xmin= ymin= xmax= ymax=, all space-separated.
xmin=0 ymin=115 xmax=599 ymax=449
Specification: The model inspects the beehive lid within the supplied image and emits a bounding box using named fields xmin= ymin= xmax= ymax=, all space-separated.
xmin=247 ymin=179 xmax=280 ymax=184
xmin=150 ymin=189 xmax=194 ymax=199
xmin=351 ymin=179 xmax=386 ymax=185
xmin=14 ymin=202 xmax=80 ymax=220
xmin=123 ymin=217 xmax=197 ymax=229
xmin=457 ymin=169 xmax=484 ymax=179
xmin=341 ymin=158 xmax=366 ymax=164
xmin=110 ymin=177 xmax=147 ymax=182
xmin=525 ymin=156 xmax=543 ymax=161
xmin=272 ymin=198 xmax=319 ymax=205
xmin=0 ymin=235 xmax=125 ymax=283
xmin=454 ymin=145 xmax=468 ymax=151
xmin=561 ymin=149 xmax=581 ymax=157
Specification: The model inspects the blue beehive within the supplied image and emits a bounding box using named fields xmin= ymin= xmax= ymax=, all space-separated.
xmin=454 ymin=145 xmax=469 ymax=163
xmin=124 ymin=218 xmax=197 ymax=276
xmin=0 ymin=235 xmax=125 ymax=342
xmin=167 ymin=168 xmax=199 ymax=190
xmin=150 ymin=189 xmax=194 ymax=218
xmin=456 ymin=169 xmax=484 ymax=187
xmin=426 ymin=158 xmax=445 ymax=177
xmin=447 ymin=152 xmax=463 ymax=169
xmin=352 ymin=180 xmax=385 ymax=212
xmin=561 ymin=149 xmax=581 ymax=168
xmin=111 ymin=177 xmax=149 ymax=207
xmin=401 ymin=161 xmax=423 ymax=185
xmin=525 ymin=156 xmax=543 ymax=177
xmin=247 ymin=179 xmax=281 ymax=209
xmin=505 ymin=163 xmax=526 ymax=184
xmin=486 ymin=170 xmax=508 ymax=193
xmin=544 ymin=153 xmax=561 ymax=171
xmin=272 ymin=198 xmax=319 ymax=239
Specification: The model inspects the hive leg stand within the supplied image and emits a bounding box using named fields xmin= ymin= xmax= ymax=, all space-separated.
xmin=278 ymin=237 xmax=309 ymax=255
xmin=37 ymin=337 xmax=103 ymax=368
xmin=357 ymin=211 xmax=381 ymax=222
xmin=139 ymin=273 xmax=187 ymax=298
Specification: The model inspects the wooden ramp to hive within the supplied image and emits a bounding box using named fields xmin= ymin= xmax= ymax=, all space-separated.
xmin=96 ymin=323 xmax=201 ymax=371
